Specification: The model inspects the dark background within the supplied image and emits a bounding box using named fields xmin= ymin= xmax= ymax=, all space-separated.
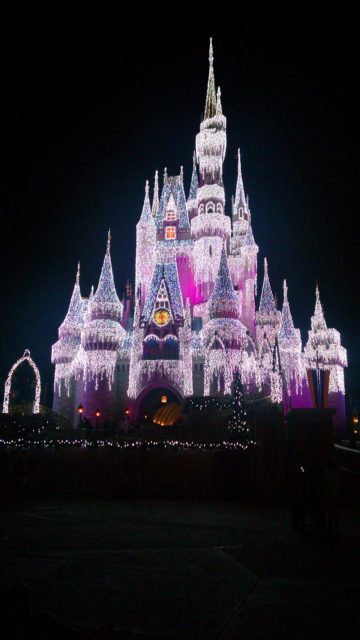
xmin=1 ymin=11 xmax=358 ymax=405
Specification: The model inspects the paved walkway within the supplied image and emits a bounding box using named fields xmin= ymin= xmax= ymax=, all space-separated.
xmin=1 ymin=500 xmax=360 ymax=638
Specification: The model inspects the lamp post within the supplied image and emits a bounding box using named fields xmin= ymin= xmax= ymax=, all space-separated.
xmin=95 ymin=409 xmax=101 ymax=427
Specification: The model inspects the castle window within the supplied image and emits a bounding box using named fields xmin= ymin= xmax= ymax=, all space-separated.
xmin=166 ymin=210 xmax=177 ymax=221
xmin=209 ymin=246 xmax=212 ymax=257
xmin=216 ymin=202 xmax=223 ymax=214
xmin=206 ymin=202 xmax=214 ymax=214
xmin=165 ymin=226 xmax=176 ymax=240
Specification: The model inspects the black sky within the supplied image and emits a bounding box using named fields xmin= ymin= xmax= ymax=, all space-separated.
xmin=1 ymin=12 xmax=359 ymax=403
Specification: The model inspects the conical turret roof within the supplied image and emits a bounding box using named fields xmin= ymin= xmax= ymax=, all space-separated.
xmin=234 ymin=149 xmax=247 ymax=214
xmin=188 ymin=152 xmax=198 ymax=201
xmin=138 ymin=180 xmax=153 ymax=225
xmin=59 ymin=263 xmax=85 ymax=337
xmin=208 ymin=244 xmax=239 ymax=319
xmin=278 ymin=280 xmax=298 ymax=344
xmin=311 ymin=284 xmax=327 ymax=332
xmin=92 ymin=231 xmax=123 ymax=319
xmin=259 ymin=258 xmax=276 ymax=314
xmin=204 ymin=38 xmax=217 ymax=119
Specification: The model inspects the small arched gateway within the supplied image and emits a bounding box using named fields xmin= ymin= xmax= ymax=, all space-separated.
xmin=2 ymin=350 xmax=41 ymax=414
xmin=136 ymin=383 xmax=184 ymax=425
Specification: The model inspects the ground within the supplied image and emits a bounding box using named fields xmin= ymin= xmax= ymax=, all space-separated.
xmin=1 ymin=500 xmax=360 ymax=639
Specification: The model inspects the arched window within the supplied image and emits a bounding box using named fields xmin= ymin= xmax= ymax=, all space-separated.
xmin=206 ymin=201 xmax=214 ymax=214
xmin=216 ymin=203 xmax=223 ymax=214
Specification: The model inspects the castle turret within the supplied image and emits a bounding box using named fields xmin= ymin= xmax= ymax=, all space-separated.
xmin=228 ymin=149 xmax=258 ymax=334
xmin=203 ymin=244 xmax=249 ymax=395
xmin=52 ymin=263 xmax=85 ymax=419
xmin=80 ymin=231 xmax=126 ymax=421
xmin=255 ymin=258 xmax=281 ymax=350
xmin=192 ymin=39 xmax=231 ymax=302
xmin=304 ymin=285 xmax=347 ymax=426
xmin=135 ymin=180 xmax=156 ymax=310
xmin=278 ymin=280 xmax=306 ymax=408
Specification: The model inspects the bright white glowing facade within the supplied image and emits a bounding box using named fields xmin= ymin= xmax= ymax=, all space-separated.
xmin=52 ymin=41 xmax=347 ymax=425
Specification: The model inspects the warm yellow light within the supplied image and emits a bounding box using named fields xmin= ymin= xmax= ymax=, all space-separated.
xmin=161 ymin=395 xmax=168 ymax=404
xmin=154 ymin=309 xmax=170 ymax=326
xmin=353 ymin=416 xmax=359 ymax=424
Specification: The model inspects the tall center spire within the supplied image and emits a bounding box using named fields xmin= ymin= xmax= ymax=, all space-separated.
xmin=204 ymin=37 xmax=217 ymax=120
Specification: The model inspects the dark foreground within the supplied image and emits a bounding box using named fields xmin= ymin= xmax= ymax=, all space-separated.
xmin=1 ymin=500 xmax=360 ymax=639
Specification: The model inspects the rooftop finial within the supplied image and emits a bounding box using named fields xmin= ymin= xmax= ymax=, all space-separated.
xmin=145 ymin=179 xmax=149 ymax=197
xmin=209 ymin=37 xmax=214 ymax=66
xmin=152 ymin=170 xmax=159 ymax=217
xmin=107 ymin=229 xmax=111 ymax=255
xmin=283 ymin=279 xmax=288 ymax=304
xmin=76 ymin=261 xmax=80 ymax=286
xmin=180 ymin=165 xmax=184 ymax=182
xmin=193 ymin=150 xmax=196 ymax=167
xmin=235 ymin=148 xmax=247 ymax=214
xmin=204 ymin=38 xmax=217 ymax=119
xmin=264 ymin=257 xmax=268 ymax=276
xmin=164 ymin=166 xmax=168 ymax=183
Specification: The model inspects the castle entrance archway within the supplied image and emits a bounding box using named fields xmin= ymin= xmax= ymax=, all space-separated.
xmin=137 ymin=384 xmax=183 ymax=425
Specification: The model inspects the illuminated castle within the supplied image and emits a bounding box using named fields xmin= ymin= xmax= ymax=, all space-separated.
xmin=52 ymin=40 xmax=347 ymax=426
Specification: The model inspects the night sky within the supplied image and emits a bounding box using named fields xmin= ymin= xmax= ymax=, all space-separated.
xmin=1 ymin=13 xmax=358 ymax=404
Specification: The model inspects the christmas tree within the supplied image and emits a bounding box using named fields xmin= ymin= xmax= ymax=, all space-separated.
xmin=228 ymin=370 xmax=251 ymax=444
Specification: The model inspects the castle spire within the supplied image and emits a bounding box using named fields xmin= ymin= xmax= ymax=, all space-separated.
xmin=138 ymin=179 xmax=152 ymax=224
xmin=59 ymin=263 xmax=84 ymax=337
xmin=259 ymin=258 xmax=276 ymax=313
xmin=204 ymin=37 xmax=217 ymax=119
xmin=234 ymin=148 xmax=247 ymax=213
xmin=188 ymin=151 xmax=199 ymax=201
xmin=76 ymin=261 xmax=80 ymax=286
xmin=312 ymin=284 xmax=327 ymax=332
xmin=92 ymin=231 xmax=122 ymax=314
xmin=278 ymin=280 xmax=297 ymax=343
xmin=208 ymin=243 xmax=239 ymax=319
xmin=152 ymin=170 xmax=159 ymax=217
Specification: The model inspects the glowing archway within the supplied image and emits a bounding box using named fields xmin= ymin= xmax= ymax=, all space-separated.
xmin=2 ymin=349 xmax=41 ymax=414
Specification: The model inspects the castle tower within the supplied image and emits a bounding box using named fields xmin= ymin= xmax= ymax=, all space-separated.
xmin=277 ymin=280 xmax=307 ymax=409
xmin=135 ymin=180 xmax=156 ymax=310
xmin=255 ymin=258 xmax=281 ymax=350
xmin=128 ymin=259 xmax=190 ymax=406
xmin=192 ymin=40 xmax=231 ymax=303
xmin=51 ymin=263 xmax=86 ymax=421
xmin=80 ymin=231 xmax=126 ymax=422
xmin=228 ymin=149 xmax=258 ymax=334
xmin=154 ymin=170 xmax=194 ymax=304
xmin=304 ymin=285 xmax=347 ymax=427
xmin=203 ymin=244 xmax=248 ymax=395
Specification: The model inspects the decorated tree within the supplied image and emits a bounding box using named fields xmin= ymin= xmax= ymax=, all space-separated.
xmin=227 ymin=370 xmax=251 ymax=444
